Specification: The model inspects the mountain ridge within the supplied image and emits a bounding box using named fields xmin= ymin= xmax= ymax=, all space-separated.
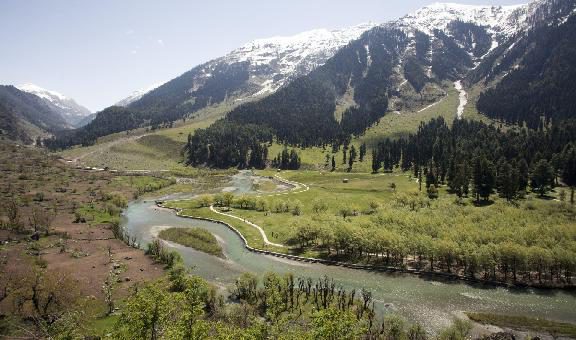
xmin=45 ymin=0 xmax=576 ymax=150
xmin=16 ymin=83 xmax=93 ymax=128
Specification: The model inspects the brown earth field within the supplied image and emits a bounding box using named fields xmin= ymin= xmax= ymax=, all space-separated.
xmin=0 ymin=141 xmax=166 ymax=324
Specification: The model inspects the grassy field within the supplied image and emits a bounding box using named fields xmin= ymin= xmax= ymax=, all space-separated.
xmin=466 ymin=312 xmax=576 ymax=338
xmin=164 ymin=168 xmax=575 ymax=287
xmin=158 ymin=227 xmax=223 ymax=257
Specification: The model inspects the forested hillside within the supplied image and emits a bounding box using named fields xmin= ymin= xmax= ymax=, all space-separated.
xmin=373 ymin=117 xmax=576 ymax=202
xmin=0 ymin=86 xmax=70 ymax=144
xmin=476 ymin=15 xmax=576 ymax=128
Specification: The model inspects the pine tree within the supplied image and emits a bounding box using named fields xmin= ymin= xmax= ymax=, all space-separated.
xmin=517 ymin=159 xmax=529 ymax=192
xmin=448 ymin=162 xmax=470 ymax=198
xmin=531 ymin=159 xmax=555 ymax=197
xmin=498 ymin=162 xmax=519 ymax=201
xmin=281 ymin=148 xmax=290 ymax=169
xmin=331 ymin=156 xmax=336 ymax=172
xmin=473 ymin=155 xmax=495 ymax=202
xmin=561 ymin=144 xmax=576 ymax=204
xmin=359 ymin=143 xmax=367 ymax=162
xmin=371 ymin=151 xmax=380 ymax=174
xmin=349 ymin=145 xmax=357 ymax=162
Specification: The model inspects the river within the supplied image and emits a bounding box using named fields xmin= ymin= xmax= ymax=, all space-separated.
xmin=121 ymin=171 xmax=576 ymax=332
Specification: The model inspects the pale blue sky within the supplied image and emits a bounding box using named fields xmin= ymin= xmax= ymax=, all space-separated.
xmin=0 ymin=0 xmax=523 ymax=111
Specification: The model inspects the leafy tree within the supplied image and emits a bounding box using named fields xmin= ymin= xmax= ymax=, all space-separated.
xmin=312 ymin=308 xmax=366 ymax=340
xmin=312 ymin=198 xmax=329 ymax=214
xmin=234 ymin=273 xmax=258 ymax=304
xmin=114 ymin=282 xmax=177 ymax=339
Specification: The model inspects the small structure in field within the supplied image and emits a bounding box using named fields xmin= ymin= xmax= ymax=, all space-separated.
xmin=342 ymin=178 xmax=349 ymax=183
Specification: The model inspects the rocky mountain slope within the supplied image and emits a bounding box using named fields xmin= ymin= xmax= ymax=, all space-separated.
xmin=218 ymin=0 xmax=576 ymax=145
xmin=126 ymin=23 xmax=377 ymax=124
xmin=114 ymin=82 xmax=164 ymax=107
xmin=48 ymin=0 xmax=576 ymax=149
xmin=17 ymin=84 xmax=93 ymax=128
xmin=0 ymin=85 xmax=70 ymax=144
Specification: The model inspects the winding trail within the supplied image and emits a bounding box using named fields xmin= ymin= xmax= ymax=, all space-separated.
xmin=209 ymin=174 xmax=310 ymax=248
xmin=209 ymin=205 xmax=285 ymax=248
xmin=417 ymin=96 xmax=445 ymax=113
xmin=263 ymin=175 xmax=310 ymax=197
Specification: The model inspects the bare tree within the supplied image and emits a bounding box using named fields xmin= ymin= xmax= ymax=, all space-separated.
xmin=29 ymin=206 xmax=55 ymax=236
xmin=5 ymin=199 xmax=23 ymax=231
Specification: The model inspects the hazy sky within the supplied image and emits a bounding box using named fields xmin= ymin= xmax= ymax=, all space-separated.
xmin=0 ymin=0 xmax=523 ymax=111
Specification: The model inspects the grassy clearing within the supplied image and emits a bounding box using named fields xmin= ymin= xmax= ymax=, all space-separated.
xmin=358 ymin=83 xmax=459 ymax=147
xmin=266 ymin=82 xmax=497 ymax=172
xmin=75 ymin=204 xmax=119 ymax=225
xmin=466 ymin=312 xmax=576 ymax=337
xmin=166 ymin=169 xmax=575 ymax=285
xmin=158 ymin=227 xmax=223 ymax=257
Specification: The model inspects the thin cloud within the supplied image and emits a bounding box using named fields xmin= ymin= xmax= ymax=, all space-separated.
xmin=157 ymin=39 xmax=164 ymax=46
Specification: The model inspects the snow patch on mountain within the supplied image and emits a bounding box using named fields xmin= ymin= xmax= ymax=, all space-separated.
xmin=18 ymin=83 xmax=67 ymax=102
xmin=115 ymin=82 xmax=165 ymax=107
xmin=397 ymin=3 xmax=525 ymax=38
xmin=205 ymin=23 xmax=377 ymax=98
xmin=17 ymin=83 xmax=93 ymax=127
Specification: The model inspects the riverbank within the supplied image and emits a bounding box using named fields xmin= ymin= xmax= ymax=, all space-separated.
xmin=158 ymin=227 xmax=224 ymax=258
xmin=158 ymin=201 xmax=573 ymax=291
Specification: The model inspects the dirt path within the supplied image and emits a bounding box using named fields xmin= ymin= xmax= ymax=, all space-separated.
xmin=209 ymin=205 xmax=285 ymax=247
xmin=208 ymin=174 xmax=309 ymax=248
xmin=263 ymin=175 xmax=310 ymax=197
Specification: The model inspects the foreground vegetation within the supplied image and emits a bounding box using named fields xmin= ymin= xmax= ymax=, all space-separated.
xmin=109 ymin=267 xmax=479 ymax=340
xmin=159 ymin=227 xmax=224 ymax=257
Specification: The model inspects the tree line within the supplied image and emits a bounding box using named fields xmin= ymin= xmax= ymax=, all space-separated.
xmin=372 ymin=117 xmax=576 ymax=203
xmin=284 ymin=195 xmax=575 ymax=287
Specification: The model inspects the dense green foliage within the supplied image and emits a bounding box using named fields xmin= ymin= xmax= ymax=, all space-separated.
xmin=213 ymin=27 xmax=409 ymax=147
xmin=130 ymin=61 xmax=250 ymax=124
xmin=44 ymin=106 xmax=142 ymax=148
xmin=185 ymin=120 xmax=273 ymax=168
xmin=447 ymin=21 xmax=492 ymax=58
xmin=112 ymin=271 xmax=447 ymax=340
xmin=431 ymin=29 xmax=473 ymax=80
xmin=172 ymin=166 xmax=575 ymax=287
xmin=373 ymin=117 xmax=576 ymax=202
xmin=159 ymin=227 xmax=223 ymax=257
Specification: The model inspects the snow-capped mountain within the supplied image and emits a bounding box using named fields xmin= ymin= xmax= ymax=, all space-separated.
xmin=397 ymin=3 xmax=524 ymax=39
xmin=127 ymin=23 xmax=377 ymax=122
xmin=16 ymin=84 xmax=93 ymax=128
xmin=221 ymin=23 xmax=377 ymax=97
xmin=115 ymin=82 xmax=164 ymax=107
xmin=60 ymin=0 xmax=576 ymax=148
